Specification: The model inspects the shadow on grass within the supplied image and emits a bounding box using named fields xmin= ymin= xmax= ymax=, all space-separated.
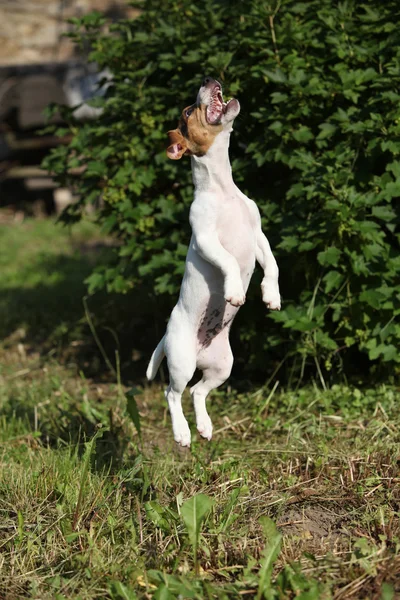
xmin=0 ymin=253 xmax=93 ymax=345
xmin=2 ymin=373 xmax=140 ymax=474
xmin=0 ymin=250 xmax=169 ymax=382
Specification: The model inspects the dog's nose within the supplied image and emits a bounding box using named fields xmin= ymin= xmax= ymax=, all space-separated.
xmin=202 ymin=76 xmax=213 ymax=87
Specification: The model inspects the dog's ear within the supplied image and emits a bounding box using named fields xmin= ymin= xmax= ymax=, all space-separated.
xmin=166 ymin=129 xmax=191 ymax=160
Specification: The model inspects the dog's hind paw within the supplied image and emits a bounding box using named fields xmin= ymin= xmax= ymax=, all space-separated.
xmin=173 ymin=420 xmax=191 ymax=447
xmin=197 ymin=416 xmax=213 ymax=441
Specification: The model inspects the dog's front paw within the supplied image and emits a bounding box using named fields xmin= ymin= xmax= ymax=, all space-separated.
xmin=225 ymin=283 xmax=246 ymax=307
xmin=225 ymin=293 xmax=245 ymax=307
xmin=261 ymin=279 xmax=281 ymax=311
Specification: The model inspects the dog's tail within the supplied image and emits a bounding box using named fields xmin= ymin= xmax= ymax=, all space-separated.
xmin=146 ymin=335 xmax=166 ymax=380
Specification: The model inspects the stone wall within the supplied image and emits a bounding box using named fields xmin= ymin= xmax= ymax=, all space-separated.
xmin=0 ymin=0 xmax=136 ymax=65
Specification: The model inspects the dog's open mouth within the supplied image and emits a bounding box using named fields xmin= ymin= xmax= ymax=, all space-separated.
xmin=206 ymin=83 xmax=234 ymax=125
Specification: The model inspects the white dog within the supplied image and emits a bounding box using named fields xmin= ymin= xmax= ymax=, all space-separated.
xmin=147 ymin=77 xmax=280 ymax=447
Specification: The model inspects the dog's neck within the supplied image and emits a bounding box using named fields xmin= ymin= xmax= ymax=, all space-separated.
xmin=191 ymin=129 xmax=235 ymax=193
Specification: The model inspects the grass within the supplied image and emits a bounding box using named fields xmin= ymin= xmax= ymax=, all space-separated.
xmin=0 ymin=215 xmax=399 ymax=599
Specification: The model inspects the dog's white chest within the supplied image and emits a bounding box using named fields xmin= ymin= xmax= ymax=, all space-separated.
xmin=216 ymin=195 xmax=257 ymax=272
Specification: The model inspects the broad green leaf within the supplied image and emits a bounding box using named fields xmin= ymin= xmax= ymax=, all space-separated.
xmin=181 ymin=494 xmax=214 ymax=573
xmin=382 ymin=345 xmax=398 ymax=362
xmin=262 ymin=68 xmax=287 ymax=83
xmin=318 ymin=247 xmax=341 ymax=267
xmin=368 ymin=343 xmax=398 ymax=361
xmin=270 ymin=92 xmax=288 ymax=104
xmin=323 ymin=270 xmax=344 ymax=293
xmin=181 ymin=494 xmax=213 ymax=552
xmin=65 ymin=531 xmax=87 ymax=543
xmin=359 ymin=289 xmax=384 ymax=310
xmin=153 ymin=585 xmax=175 ymax=600
xmin=257 ymin=517 xmax=282 ymax=600
xmin=386 ymin=161 xmax=400 ymax=178
xmin=317 ymin=123 xmax=337 ymax=139
xmin=315 ymin=330 xmax=338 ymax=350
xmin=109 ymin=581 xmax=137 ymax=600
xmin=381 ymin=583 xmax=395 ymax=600
xmin=371 ymin=205 xmax=396 ymax=221
xmin=145 ymin=501 xmax=173 ymax=532
xmin=85 ymin=161 xmax=106 ymax=176
xmin=147 ymin=571 xmax=198 ymax=598
xmin=293 ymin=126 xmax=314 ymax=143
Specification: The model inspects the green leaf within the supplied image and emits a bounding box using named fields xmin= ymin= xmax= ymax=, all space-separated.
xmin=85 ymin=161 xmax=106 ymax=176
xmin=381 ymin=583 xmax=395 ymax=600
xmin=382 ymin=345 xmax=398 ymax=362
xmin=181 ymin=494 xmax=213 ymax=551
xmin=293 ymin=126 xmax=314 ymax=143
xmin=153 ymin=585 xmax=175 ymax=600
xmin=147 ymin=571 xmax=198 ymax=598
xmin=85 ymin=271 xmax=106 ymax=295
xmin=315 ymin=330 xmax=338 ymax=350
xmin=65 ymin=531 xmax=87 ymax=543
xmin=371 ymin=205 xmax=396 ymax=221
xmin=257 ymin=517 xmax=282 ymax=600
xmin=270 ymin=92 xmax=288 ymax=104
xmin=317 ymin=123 xmax=337 ymax=139
xmin=317 ymin=247 xmax=342 ymax=267
xmin=145 ymin=501 xmax=173 ymax=532
xmin=109 ymin=581 xmax=137 ymax=600
xmin=323 ymin=270 xmax=344 ymax=293
xmin=368 ymin=342 xmax=398 ymax=362
xmin=278 ymin=235 xmax=299 ymax=251
xmin=359 ymin=289 xmax=384 ymax=310
xmin=262 ymin=68 xmax=287 ymax=83
xmin=73 ymin=428 xmax=106 ymax=531
xmin=181 ymin=494 xmax=213 ymax=574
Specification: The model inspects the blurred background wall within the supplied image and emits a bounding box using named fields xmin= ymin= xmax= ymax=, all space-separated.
xmin=0 ymin=0 xmax=135 ymax=217
xmin=0 ymin=0 xmax=136 ymax=65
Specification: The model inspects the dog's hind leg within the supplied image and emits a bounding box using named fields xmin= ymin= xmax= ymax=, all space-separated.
xmin=164 ymin=322 xmax=197 ymax=447
xmin=191 ymin=334 xmax=233 ymax=441
xmin=165 ymin=384 xmax=192 ymax=447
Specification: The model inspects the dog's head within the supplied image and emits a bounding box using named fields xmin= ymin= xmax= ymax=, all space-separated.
xmin=167 ymin=77 xmax=240 ymax=160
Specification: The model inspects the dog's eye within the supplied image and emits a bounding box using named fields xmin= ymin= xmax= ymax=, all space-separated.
xmin=185 ymin=107 xmax=194 ymax=118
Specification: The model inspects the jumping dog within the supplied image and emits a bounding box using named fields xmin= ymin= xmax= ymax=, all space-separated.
xmin=147 ymin=77 xmax=280 ymax=447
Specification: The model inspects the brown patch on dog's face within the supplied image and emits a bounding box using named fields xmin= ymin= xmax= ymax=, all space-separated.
xmin=167 ymin=103 xmax=223 ymax=160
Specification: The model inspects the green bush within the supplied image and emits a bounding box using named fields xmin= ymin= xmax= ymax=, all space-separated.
xmin=44 ymin=0 xmax=400 ymax=381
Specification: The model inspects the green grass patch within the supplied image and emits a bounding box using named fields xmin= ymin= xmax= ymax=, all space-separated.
xmin=1 ymin=358 xmax=399 ymax=599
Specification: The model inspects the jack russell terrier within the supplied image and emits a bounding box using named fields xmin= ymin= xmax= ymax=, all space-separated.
xmin=147 ymin=77 xmax=280 ymax=447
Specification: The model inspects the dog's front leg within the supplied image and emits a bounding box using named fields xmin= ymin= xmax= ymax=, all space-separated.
xmin=256 ymin=231 xmax=281 ymax=311
xmin=194 ymin=231 xmax=245 ymax=306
